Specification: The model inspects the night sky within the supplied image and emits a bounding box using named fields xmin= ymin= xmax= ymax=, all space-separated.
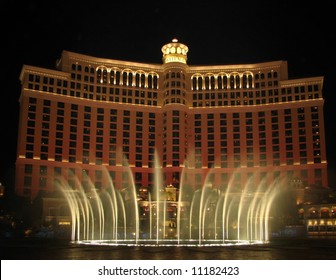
xmin=1 ymin=0 xmax=335 ymax=190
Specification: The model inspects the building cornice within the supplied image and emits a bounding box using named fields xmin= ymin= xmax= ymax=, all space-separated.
xmin=61 ymin=50 xmax=163 ymax=72
xmin=187 ymin=60 xmax=287 ymax=74
xmin=280 ymin=76 xmax=324 ymax=87
xmin=20 ymin=65 xmax=70 ymax=82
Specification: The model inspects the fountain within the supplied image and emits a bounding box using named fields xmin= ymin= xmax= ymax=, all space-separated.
xmin=56 ymin=157 xmax=283 ymax=247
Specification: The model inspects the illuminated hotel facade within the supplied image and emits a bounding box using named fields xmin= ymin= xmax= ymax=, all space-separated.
xmin=17 ymin=39 xmax=328 ymax=201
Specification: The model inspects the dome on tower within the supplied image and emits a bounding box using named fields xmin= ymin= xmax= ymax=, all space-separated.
xmin=161 ymin=39 xmax=189 ymax=64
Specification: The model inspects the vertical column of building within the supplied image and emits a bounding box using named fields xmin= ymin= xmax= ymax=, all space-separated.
xmin=313 ymin=102 xmax=328 ymax=186
xmin=161 ymin=39 xmax=189 ymax=188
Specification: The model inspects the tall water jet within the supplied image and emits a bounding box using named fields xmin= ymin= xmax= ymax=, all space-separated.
xmin=214 ymin=194 xmax=224 ymax=240
xmin=153 ymin=150 xmax=164 ymax=244
xmin=125 ymin=166 xmax=140 ymax=243
xmin=222 ymin=174 xmax=235 ymax=242
xmin=177 ymin=160 xmax=187 ymax=244
xmin=237 ymin=176 xmax=253 ymax=242
xmin=101 ymin=167 xmax=127 ymax=241
xmin=246 ymin=177 xmax=265 ymax=242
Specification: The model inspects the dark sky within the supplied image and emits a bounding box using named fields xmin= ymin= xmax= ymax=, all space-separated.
xmin=1 ymin=0 xmax=335 ymax=189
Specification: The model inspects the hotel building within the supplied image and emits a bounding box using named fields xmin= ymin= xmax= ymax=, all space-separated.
xmin=17 ymin=39 xmax=328 ymax=201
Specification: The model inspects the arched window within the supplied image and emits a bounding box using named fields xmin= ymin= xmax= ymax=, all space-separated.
xmin=153 ymin=76 xmax=158 ymax=89
xmin=235 ymin=75 xmax=240 ymax=89
xmin=135 ymin=73 xmax=140 ymax=87
xmin=148 ymin=75 xmax=153 ymax=88
xmin=320 ymin=209 xmax=330 ymax=218
xmin=218 ymin=76 xmax=222 ymax=90
xmin=230 ymin=75 xmax=234 ymax=89
xmin=248 ymin=75 xmax=253 ymax=88
xmin=102 ymin=69 xmax=107 ymax=83
xmin=110 ymin=70 xmax=115 ymax=85
xmin=223 ymin=76 xmax=228 ymax=89
xmin=122 ymin=72 xmax=127 ymax=85
xmin=140 ymin=74 xmax=145 ymax=88
xmin=128 ymin=72 xmax=133 ymax=86
xmin=97 ymin=69 xmax=102 ymax=83
xmin=205 ymin=76 xmax=210 ymax=90
xmin=242 ymin=75 xmax=247 ymax=88
xmin=192 ymin=77 xmax=197 ymax=90
xmin=210 ymin=76 xmax=215 ymax=89
xmin=308 ymin=209 xmax=318 ymax=218
xmin=115 ymin=71 xmax=120 ymax=85
xmin=197 ymin=77 xmax=202 ymax=90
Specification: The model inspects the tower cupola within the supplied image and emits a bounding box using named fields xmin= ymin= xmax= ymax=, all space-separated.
xmin=161 ymin=38 xmax=189 ymax=64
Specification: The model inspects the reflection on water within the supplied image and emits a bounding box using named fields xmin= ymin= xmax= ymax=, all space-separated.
xmin=1 ymin=237 xmax=336 ymax=260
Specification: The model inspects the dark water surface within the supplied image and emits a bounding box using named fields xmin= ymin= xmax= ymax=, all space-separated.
xmin=1 ymin=237 xmax=336 ymax=260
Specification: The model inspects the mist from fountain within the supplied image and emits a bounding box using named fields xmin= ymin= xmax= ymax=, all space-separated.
xmin=56 ymin=156 xmax=283 ymax=247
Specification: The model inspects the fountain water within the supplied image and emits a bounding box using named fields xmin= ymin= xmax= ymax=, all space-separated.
xmin=56 ymin=159 xmax=283 ymax=247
